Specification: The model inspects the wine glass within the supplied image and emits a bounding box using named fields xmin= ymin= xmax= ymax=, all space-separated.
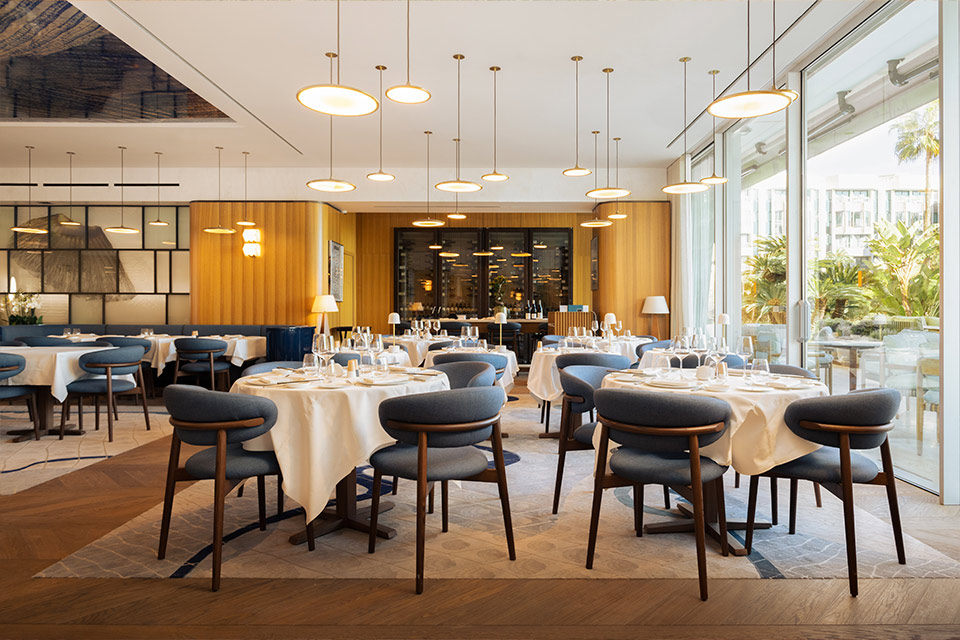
xmin=461 ymin=326 xmax=470 ymax=341
xmin=591 ymin=320 xmax=599 ymax=336
xmin=302 ymin=353 xmax=319 ymax=376
xmin=737 ymin=336 xmax=754 ymax=380
xmin=479 ymin=338 xmax=487 ymax=351
xmin=616 ymin=321 xmax=623 ymax=336
xmin=653 ymin=354 xmax=672 ymax=377
xmin=471 ymin=326 xmax=480 ymax=341
xmin=753 ymin=357 xmax=770 ymax=384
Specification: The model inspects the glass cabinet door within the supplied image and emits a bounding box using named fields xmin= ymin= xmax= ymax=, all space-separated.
xmin=487 ymin=230 xmax=527 ymax=317
xmin=530 ymin=230 xmax=571 ymax=313
xmin=396 ymin=230 xmax=437 ymax=321
xmin=437 ymin=229 xmax=480 ymax=317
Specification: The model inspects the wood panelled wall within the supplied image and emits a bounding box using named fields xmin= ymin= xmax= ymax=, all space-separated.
xmin=355 ymin=212 xmax=595 ymax=333
xmin=592 ymin=201 xmax=672 ymax=338
xmin=190 ymin=201 xmax=319 ymax=325
xmin=320 ymin=205 xmax=357 ymax=330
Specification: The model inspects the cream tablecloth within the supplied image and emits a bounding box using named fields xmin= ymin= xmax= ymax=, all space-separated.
xmin=0 ymin=345 xmax=134 ymax=401
xmin=234 ymin=373 xmax=450 ymax=520
xmin=422 ymin=347 xmax=519 ymax=392
xmin=527 ymin=346 xmax=638 ymax=402
xmin=338 ymin=348 xmax=412 ymax=368
xmin=390 ymin=336 xmax=455 ymax=366
xmin=139 ymin=335 xmax=267 ymax=373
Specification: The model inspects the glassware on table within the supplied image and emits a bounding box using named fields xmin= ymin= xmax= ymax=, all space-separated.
xmin=375 ymin=356 xmax=390 ymax=374
xmin=433 ymin=320 xmax=441 ymax=334
xmin=737 ymin=336 xmax=754 ymax=378
xmin=461 ymin=326 xmax=470 ymax=340
xmin=616 ymin=321 xmax=623 ymax=336
xmin=752 ymin=357 xmax=770 ymax=383
xmin=567 ymin=327 xmax=576 ymax=338
xmin=470 ymin=326 xmax=479 ymax=340
xmin=440 ymin=329 xmax=448 ymax=337
xmin=591 ymin=320 xmax=599 ymax=336
xmin=479 ymin=339 xmax=487 ymax=350
xmin=716 ymin=361 xmax=729 ymax=383
xmin=558 ymin=337 xmax=567 ymax=350
xmin=653 ymin=354 xmax=672 ymax=376
xmin=302 ymin=353 xmax=319 ymax=375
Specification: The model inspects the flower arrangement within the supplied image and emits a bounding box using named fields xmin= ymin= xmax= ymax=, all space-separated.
xmin=6 ymin=291 xmax=42 ymax=325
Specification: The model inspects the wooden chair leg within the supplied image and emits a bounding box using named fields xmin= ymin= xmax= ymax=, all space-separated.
xmin=428 ymin=484 xmax=435 ymax=514
xmin=545 ymin=401 xmax=551 ymax=429
xmin=257 ymin=475 xmax=267 ymax=531
xmin=113 ymin=399 xmax=119 ymax=421
xmin=277 ymin=474 xmax=284 ymax=516
xmin=211 ymin=430 xmax=227 ymax=592
xmin=552 ymin=401 xmax=571 ymax=515
xmin=105 ymin=378 xmax=115 ymax=443
xmin=788 ymin=478 xmax=798 ymax=535
xmin=839 ymin=436 xmax=858 ymax=597
xmin=745 ymin=475 xmax=760 ymax=554
xmin=491 ymin=422 xmax=515 ymax=561
xmin=540 ymin=400 xmax=546 ymax=424
xmin=415 ymin=433 xmax=428 ymax=594
xmin=663 ymin=484 xmax=670 ymax=509
xmin=813 ymin=482 xmax=823 ymax=508
xmin=689 ymin=440 xmax=708 ymax=601
xmin=880 ymin=438 xmax=906 ymax=565
xmin=158 ymin=434 xmax=182 ymax=560
xmin=585 ymin=425 xmax=609 ymax=570
xmin=633 ymin=484 xmax=644 ymax=537
xmin=138 ymin=368 xmax=151 ymax=431
xmin=28 ymin=393 xmax=40 ymax=440
xmin=368 ymin=470 xmax=382 ymax=554
xmin=238 ymin=483 xmax=244 ymax=498
xmin=58 ymin=395 xmax=69 ymax=440
xmin=734 ymin=471 xmax=740 ymax=488
xmin=441 ymin=480 xmax=449 ymax=533
xmin=77 ymin=395 xmax=83 ymax=433
xmin=391 ymin=476 xmax=398 ymax=495
xmin=769 ymin=477 xmax=778 ymax=525
xmin=95 ymin=396 xmax=100 ymax=431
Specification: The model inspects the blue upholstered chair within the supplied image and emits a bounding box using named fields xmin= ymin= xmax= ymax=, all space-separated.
xmin=0 ymin=339 xmax=24 ymax=346
xmin=638 ymin=340 xmax=671 ymax=358
xmin=100 ymin=336 xmax=156 ymax=398
xmin=172 ymin=338 xmax=229 ymax=391
xmin=159 ymin=385 xmax=286 ymax=592
xmin=241 ymin=360 xmax=304 ymax=377
xmin=556 ymin=352 xmax=630 ymax=371
xmin=744 ymin=388 xmax=905 ymax=597
xmin=332 ymin=352 xmax=360 ymax=367
xmin=19 ymin=336 xmax=74 ymax=347
xmin=429 ymin=361 xmax=496 ymax=389
xmin=0 ymin=353 xmax=39 ymax=440
xmin=768 ymin=364 xmax=816 ymax=378
xmin=552 ymin=365 xmax=605 ymax=513
xmin=432 ymin=352 xmax=507 ymax=382
xmin=486 ymin=321 xmax=521 ymax=352
xmin=366 ymin=387 xmax=514 ymax=593
xmin=541 ymin=334 xmax=564 ymax=346
xmin=427 ymin=340 xmax=454 ymax=352
xmin=634 ymin=335 xmax=658 ymax=342
xmin=588 ymin=388 xmax=733 ymax=601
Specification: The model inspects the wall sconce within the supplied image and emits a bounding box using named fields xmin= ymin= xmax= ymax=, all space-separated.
xmin=242 ymin=228 xmax=262 ymax=257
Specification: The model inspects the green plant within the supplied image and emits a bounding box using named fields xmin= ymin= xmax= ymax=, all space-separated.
xmin=741 ymin=235 xmax=787 ymax=324
xmin=6 ymin=292 xmax=43 ymax=325
xmin=867 ymin=220 xmax=939 ymax=317
xmin=808 ymin=251 xmax=870 ymax=326
xmin=891 ymin=101 xmax=940 ymax=228
xmin=489 ymin=275 xmax=507 ymax=308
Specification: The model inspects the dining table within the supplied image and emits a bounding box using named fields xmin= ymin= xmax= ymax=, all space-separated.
xmin=388 ymin=335 xmax=455 ymax=366
xmin=338 ymin=347 xmax=413 ymax=368
xmin=422 ymin=347 xmax=520 ymax=392
xmin=527 ymin=339 xmax=652 ymax=406
xmin=807 ymin=337 xmax=883 ymax=391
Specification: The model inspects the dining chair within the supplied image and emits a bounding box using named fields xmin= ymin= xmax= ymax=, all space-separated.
xmin=915 ymin=356 xmax=939 ymax=454
xmin=427 ymin=340 xmax=454 ymax=351
xmin=549 ymin=353 xmax=630 ymax=426
xmin=332 ymin=352 xmax=360 ymax=367
xmin=429 ymin=361 xmax=496 ymax=389
xmin=160 ymin=385 xmax=288 ymax=592
xmin=366 ymin=386 xmax=515 ymax=594
xmin=0 ymin=339 xmax=25 ymax=346
xmin=172 ymin=338 xmax=229 ymax=391
xmin=744 ymin=388 xmax=905 ymax=597
xmin=58 ymin=346 xmax=148 ymax=443
xmin=486 ymin=321 xmax=521 ymax=353
xmin=541 ymin=334 xmax=564 ymax=346
xmin=18 ymin=336 xmax=75 ymax=347
xmin=241 ymin=360 xmax=304 ymax=377
xmin=588 ymin=388 xmax=732 ymax=601
xmin=100 ymin=336 xmax=156 ymax=399
xmin=440 ymin=321 xmax=472 ymax=333
xmin=432 ymin=352 xmax=508 ymax=382
xmin=638 ymin=340 xmax=671 ymax=357
xmin=0 ymin=353 xmax=40 ymax=440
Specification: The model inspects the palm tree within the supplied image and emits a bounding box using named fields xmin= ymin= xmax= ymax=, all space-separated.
xmin=890 ymin=101 xmax=940 ymax=228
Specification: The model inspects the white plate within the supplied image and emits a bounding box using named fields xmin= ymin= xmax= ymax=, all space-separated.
xmin=741 ymin=385 xmax=771 ymax=393
xmin=702 ymin=384 xmax=731 ymax=392
xmin=645 ymin=379 xmax=699 ymax=390
xmin=314 ymin=380 xmax=352 ymax=389
xmin=765 ymin=379 xmax=805 ymax=390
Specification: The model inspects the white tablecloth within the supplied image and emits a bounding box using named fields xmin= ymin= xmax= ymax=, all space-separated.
xmin=338 ymin=348 xmax=412 ymax=368
xmin=422 ymin=348 xmax=519 ymax=393
xmin=233 ymin=373 xmax=450 ymax=520
xmin=390 ymin=336 xmax=454 ymax=366
xmin=0 ymin=345 xmax=134 ymax=401
xmin=598 ymin=370 xmax=828 ymax=475
xmin=526 ymin=346 xmax=640 ymax=403
xmin=140 ymin=335 xmax=267 ymax=373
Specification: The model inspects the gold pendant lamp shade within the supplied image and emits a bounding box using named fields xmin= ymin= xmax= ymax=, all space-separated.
xmin=147 ymin=151 xmax=171 ymax=226
xmin=663 ymin=58 xmax=709 ymax=195
xmin=307 ymin=56 xmax=357 ymax=193
xmin=481 ymin=66 xmax=508 ymax=182
xmin=700 ymin=70 xmax=728 ymax=186
xmin=436 ymin=55 xmax=482 ymax=193
xmin=203 ymin=147 xmax=238 ymax=234
xmin=296 ymin=0 xmax=378 ymax=116
xmin=236 ymin=151 xmax=256 ymax=225
xmin=59 ymin=151 xmax=82 ymax=226
xmin=447 ymin=192 xmax=466 ymax=220
xmin=367 ymin=65 xmax=396 ymax=182
xmin=563 ymin=56 xmax=591 ymax=177
xmin=106 ymin=146 xmax=141 ymax=234
xmin=386 ymin=0 xmax=431 ymax=104
xmin=413 ymin=131 xmax=444 ymax=227
xmin=586 ymin=68 xmax=630 ymax=199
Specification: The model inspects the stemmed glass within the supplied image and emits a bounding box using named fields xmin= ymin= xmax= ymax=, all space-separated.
xmin=461 ymin=326 xmax=470 ymax=342
xmin=591 ymin=320 xmax=599 ymax=336
xmin=653 ymin=354 xmax=672 ymax=377
xmin=737 ymin=336 xmax=754 ymax=380
xmin=692 ymin=332 xmax=709 ymax=366
xmin=470 ymin=326 xmax=480 ymax=346
xmin=313 ymin=334 xmax=335 ymax=375
xmin=616 ymin=321 xmax=623 ymax=337
xmin=370 ymin=335 xmax=385 ymax=371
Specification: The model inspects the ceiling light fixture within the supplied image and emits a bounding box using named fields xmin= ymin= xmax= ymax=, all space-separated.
xmin=413 ymin=131 xmax=444 ymax=227
xmin=607 ymin=137 xmax=628 ymax=219
xmin=296 ymin=0 xmax=378 ymax=116
xmin=586 ymin=68 xmax=630 ymax=199
xmin=236 ymin=151 xmax=255 ymax=226
xmin=59 ymin=151 xmax=82 ymax=226
xmin=203 ymin=146 xmax=237 ymax=234
xmin=481 ymin=66 xmax=508 ymax=182
xmin=308 ymin=55 xmax=357 ymax=193
xmin=707 ymin=0 xmax=791 ymax=119
xmin=428 ymin=244 xmax=443 ymax=249
xmin=563 ymin=56 xmax=591 ymax=177
xmin=147 ymin=151 xmax=170 ymax=226
xmin=447 ymin=190 xmax=466 ymax=220
xmin=438 ymin=251 xmax=460 ymax=258
xmin=436 ymin=54 xmax=482 ymax=193
xmin=385 ymin=0 xmax=431 ymax=104
xmin=106 ymin=146 xmax=140 ymax=234
xmin=663 ymin=58 xmax=710 ymax=195
xmin=579 ymin=131 xmax=612 ymax=226
xmin=367 ymin=65 xmax=396 ymax=182
xmin=700 ymin=70 xmax=729 ymax=186
xmin=11 ymin=146 xmax=48 ymax=235
xmin=772 ymin=0 xmax=798 ymax=103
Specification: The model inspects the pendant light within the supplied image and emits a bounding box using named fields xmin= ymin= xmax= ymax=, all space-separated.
xmin=59 ymin=151 xmax=82 ymax=226
xmin=367 ymin=65 xmax=396 ymax=182
xmin=307 ymin=54 xmax=357 ymax=193
xmin=106 ymin=146 xmax=140 ymax=234
xmin=203 ymin=146 xmax=237 ymax=234
xmin=580 ymin=132 xmax=612 ymax=228
xmin=563 ymin=56 xmax=591 ymax=177
xmin=707 ymin=0 xmax=790 ymax=119
xmin=607 ymin=138 xmax=627 ymax=219
xmin=586 ymin=68 xmax=630 ymax=199
xmin=236 ymin=151 xmax=255 ymax=226
xmin=11 ymin=146 xmax=48 ymax=235
xmin=700 ymin=70 xmax=729 ymax=186
xmin=481 ymin=66 xmax=508 ymax=182
xmin=771 ymin=0 xmax=798 ymax=103
xmin=147 ymin=152 xmax=170 ymax=226
xmin=436 ymin=54 xmax=481 ymax=193
xmin=448 ymin=191 xmax=466 ymax=220
xmin=413 ymin=131 xmax=444 ymax=227
xmin=296 ymin=0 xmax=378 ymax=117
xmin=386 ymin=0 xmax=431 ymax=104
xmin=663 ymin=58 xmax=710 ymax=195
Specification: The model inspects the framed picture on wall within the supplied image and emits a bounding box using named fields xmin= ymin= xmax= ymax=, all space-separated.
xmin=590 ymin=235 xmax=599 ymax=291
xmin=329 ymin=240 xmax=344 ymax=302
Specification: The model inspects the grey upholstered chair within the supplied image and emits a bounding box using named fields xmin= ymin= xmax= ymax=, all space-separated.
xmin=367 ymin=387 xmax=514 ymax=594
xmin=159 ymin=385 xmax=285 ymax=592
xmin=555 ymin=352 xmax=630 ymax=371
xmin=745 ymin=388 xmax=905 ymax=597
xmin=588 ymin=388 xmax=733 ymax=601
xmin=241 ymin=360 xmax=304 ymax=377
xmin=429 ymin=361 xmax=496 ymax=389
xmin=767 ymin=364 xmax=817 ymax=378
xmin=638 ymin=340 xmax=671 ymax=357
xmin=0 ymin=339 xmax=24 ymax=346
xmin=60 ymin=346 xmax=148 ymax=442
xmin=0 ymin=353 xmax=39 ymax=440
xmin=332 ymin=352 xmax=361 ymax=367
xmin=18 ymin=336 xmax=74 ymax=347
xmin=100 ymin=336 xmax=156 ymax=398
xmin=432 ymin=352 xmax=508 ymax=382
xmin=172 ymin=337 xmax=229 ymax=391
xmin=427 ymin=340 xmax=454 ymax=351
xmin=541 ymin=334 xmax=564 ymax=346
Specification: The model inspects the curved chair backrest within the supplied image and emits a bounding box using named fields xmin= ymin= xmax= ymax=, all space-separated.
xmin=784 ymin=388 xmax=900 ymax=450
xmin=428 ymin=340 xmax=454 ymax=351
xmin=0 ymin=339 xmax=24 ymax=347
xmin=638 ymin=340 xmax=671 ymax=357
xmin=332 ymin=352 xmax=360 ymax=367
xmin=19 ymin=336 xmax=74 ymax=347
xmin=78 ymin=346 xmax=144 ymax=376
xmin=594 ymin=388 xmax=731 ymax=452
xmin=165 ymin=384 xmax=278 ymax=446
xmin=634 ymin=335 xmax=658 ymax=342
xmin=432 ymin=352 xmax=508 ymax=376
xmin=768 ymin=364 xmax=816 ymax=378
xmin=241 ymin=360 xmax=304 ymax=377
xmin=378 ymin=386 xmax=504 ymax=448
xmin=440 ymin=321 xmax=471 ymax=332
xmin=174 ymin=338 xmax=227 ymax=360
xmin=556 ymin=352 xmax=630 ymax=371
xmin=0 ymin=353 xmax=26 ymax=381
xmin=542 ymin=334 xmax=564 ymax=345
xmin=77 ymin=340 xmax=115 ymax=348
xmin=559 ymin=365 xmax=608 ymax=414
xmin=429 ymin=361 xmax=496 ymax=389
xmin=721 ymin=354 xmax=745 ymax=368
xmin=487 ymin=322 xmax=521 ymax=333
xmin=100 ymin=336 xmax=152 ymax=351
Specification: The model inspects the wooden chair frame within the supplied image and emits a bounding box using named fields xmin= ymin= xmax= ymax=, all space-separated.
xmin=586 ymin=416 xmax=727 ymax=601
xmin=0 ymin=363 xmax=39 ymax=440
xmin=744 ymin=419 xmax=905 ymax=597
xmin=58 ymin=360 xmax=149 ymax=443
xmin=367 ymin=414 xmax=515 ymax=594
xmin=173 ymin=348 xmax=229 ymax=391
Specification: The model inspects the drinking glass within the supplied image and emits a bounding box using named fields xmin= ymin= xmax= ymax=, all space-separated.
xmin=375 ymin=356 xmax=390 ymax=374
xmin=302 ymin=353 xmax=319 ymax=376
xmin=461 ymin=326 xmax=470 ymax=340
xmin=63 ymin=328 xmax=71 ymax=336
xmin=479 ymin=339 xmax=487 ymax=350
xmin=471 ymin=326 xmax=480 ymax=340
xmin=591 ymin=320 xmax=599 ymax=336
xmin=558 ymin=337 xmax=567 ymax=349
xmin=433 ymin=320 xmax=441 ymax=334
xmin=567 ymin=327 xmax=576 ymax=338
xmin=440 ymin=329 xmax=448 ymax=337
xmin=653 ymin=354 xmax=672 ymax=376
xmin=737 ymin=336 xmax=754 ymax=380
xmin=753 ymin=357 xmax=770 ymax=383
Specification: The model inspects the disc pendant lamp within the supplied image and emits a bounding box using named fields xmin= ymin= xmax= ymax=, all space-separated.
xmin=147 ymin=152 xmax=170 ymax=226
xmin=771 ymin=0 xmax=798 ymax=103
xmin=663 ymin=58 xmax=710 ymax=195
xmin=386 ymin=0 xmax=431 ymax=104
xmin=586 ymin=68 xmax=630 ymax=199
xmin=448 ymin=192 xmax=466 ymax=219
xmin=307 ymin=54 xmax=357 ymax=193
xmin=607 ymin=138 xmax=627 ymax=219
xmin=562 ymin=56 xmax=591 ymax=177
xmin=60 ymin=152 xmax=82 ymax=226
xmin=106 ymin=146 xmax=140 ymax=234
xmin=11 ymin=146 xmax=48 ymax=235
xmin=707 ymin=0 xmax=790 ymax=119
xmin=236 ymin=151 xmax=255 ymax=225
xmin=481 ymin=66 xmax=508 ymax=182
xmin=435 ymin=54 xmax=481 ymax=193
xmin=580 ymin=132 xmax=612 ymax=228
xmin=367 ymin=65 xmax=396 ymax=182
xmin=203 ymin=147 xmax=237 ymax=234
xmin=700 ymin=70 xmax=729 ymax=186
xmin=413 ymin=131 xmax=444 ymax=227
xmin=296 ymin=0 xmax=378 ymax=117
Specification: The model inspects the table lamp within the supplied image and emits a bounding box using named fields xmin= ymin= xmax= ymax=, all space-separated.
xmin=388 ymin=312 xmax=401 ymax=345
xmin=312 ymin=294 xmax=339 ymax=334
xmin=495 ymin=311 xmax=507 ymax=346
xmin=641 ymin=296 xmax=669 ymax=339
xmin=603 ymin=312 xmax=617 ymax=333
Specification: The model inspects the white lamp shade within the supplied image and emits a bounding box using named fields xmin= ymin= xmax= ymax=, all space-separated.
xmin=312 ymin=294 xmax=339 ymax=314
xmin=642 ymin=296 xmax=669 ymax=315
xmin=603 ymin=313 xmax=617 ymax=326
xmin=717 ymin=313 xmax=730 ymax=325
xmin=387 ymin=313 xmax=401 ymax=325
xmin=494 ymin=312 xmax=507 ymax=324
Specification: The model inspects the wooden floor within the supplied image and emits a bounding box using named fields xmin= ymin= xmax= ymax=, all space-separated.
xmin=2 ymin=414 xmax=960 ymax=639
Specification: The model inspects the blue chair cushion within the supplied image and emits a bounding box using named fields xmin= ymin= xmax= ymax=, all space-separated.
xmin=78 ymin=346 xmax=144 ymax=376
xmin=379 ymin=386 xmax=504 ymax=447
xmin=559 ymin=365 xmax=608 ymax=413
xmin=174 ymin=338 xmax=227 ymax=360
xmin=431 ymin=353 xmax=508 ymax=380
xmin=784 ymin=388 xmax=901 ymax=450
xmin=67 ymin=378 xmax=136 ymax=394
xmin=180 ymin=360 xmax=231 ymax=373
xmin=0 ymin=385 xmax=33 ymax=400
xmin=19 ymin=336 xmax=75 ymax=346
xmin=370 ymin=443 xmax=488 ymax=481
xmin=429 ymin=362 xmax=495 ymax=389
xmin=573 ymin=421 xmax=597 ymax=446
xmin=164 ymin=385 xmax=278 ymax=446
xmin=428 ymin=341 xmax=455 ymax=351
xmin=556 ymin=353 xmax=630 ymax=370
xmin=184 ymin=443 xmax=281 ymax=480
xmin=241 ymin=361 xmax=304 ymax=377
xmin=609 ymin=448 xmax=728 ymax=485
xmin=767 ymin=448 xmax=879 ymax=484
xmin=332 ymin=353 xmax=360 ymax=366
xmin=0 ymin=353 xmax=26 ymax=380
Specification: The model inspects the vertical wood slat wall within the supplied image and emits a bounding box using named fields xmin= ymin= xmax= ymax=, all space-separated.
xmin=189 ymin=201 xmax=319 ymax=325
